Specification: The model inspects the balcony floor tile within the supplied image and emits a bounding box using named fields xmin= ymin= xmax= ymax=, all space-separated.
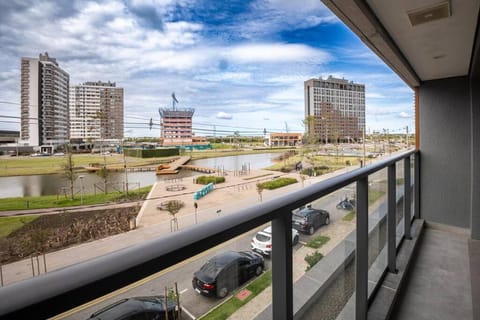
xmin=391 ymin=227 xmax=473 ymax=320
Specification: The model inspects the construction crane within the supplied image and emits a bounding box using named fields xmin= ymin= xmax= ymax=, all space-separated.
xmin=172 ymin=92 xmax=179 ymax=110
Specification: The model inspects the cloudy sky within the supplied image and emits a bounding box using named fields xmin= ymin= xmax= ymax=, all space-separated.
xmin=0 ymin=0 xmax=414 ymax=137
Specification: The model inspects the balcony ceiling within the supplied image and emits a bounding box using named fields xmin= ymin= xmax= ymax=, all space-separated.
xmin=321 ymin=0 xmax=480 ymax=88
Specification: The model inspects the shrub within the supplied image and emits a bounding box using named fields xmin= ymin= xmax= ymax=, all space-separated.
xmin=301 ymin=165 xmax=331 ymax=177
xmin=258 ymin=177 xmax=297 ymax=190
xmin=305 ymin=251 xmax=324 ymax=271
xmin=280 ymin=165 xmax=295 ymax=172
xmin=195 ymin=176 xmax=225 ymax=185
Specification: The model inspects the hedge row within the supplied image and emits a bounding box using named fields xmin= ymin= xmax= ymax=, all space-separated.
xmin=195 ymin=176 xmax=226 ymax=185
xmin=124 ymin=148 xmax=179 ymax=158
xmin=258 ymin=177 xmax=297 ymax=190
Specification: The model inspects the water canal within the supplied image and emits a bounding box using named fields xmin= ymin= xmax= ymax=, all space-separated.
xmin=0 ymin=153 xmax=281 ymax=198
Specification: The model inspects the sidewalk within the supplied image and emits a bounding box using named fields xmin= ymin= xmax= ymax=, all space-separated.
xmin=0 ymin=168 xmax=307 ymax=286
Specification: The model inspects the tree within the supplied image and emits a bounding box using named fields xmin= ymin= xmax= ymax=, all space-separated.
xmin=302 ymin=115 xmax=318 ymax=145
xmin=21 ymin=229 xmax=51 ymax=275
xmin=165 ymin=200 xmax=184 ymax=232
xmin=256 ymin=183 xmax=264 ymax=202
xmin=62 ymin=144 xmax=77 ymax=200
xmin=96 ymin=153 xmax=110 ymax=194
xmin=300 ymin=174 xmax=306 ymax=187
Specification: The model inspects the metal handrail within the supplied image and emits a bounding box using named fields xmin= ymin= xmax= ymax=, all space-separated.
xmin=0 ymin=150 xmax=417 ymax=319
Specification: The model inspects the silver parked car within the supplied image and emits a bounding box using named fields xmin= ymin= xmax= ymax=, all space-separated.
xmin=251 ymin=226 xmax=299 ymax=256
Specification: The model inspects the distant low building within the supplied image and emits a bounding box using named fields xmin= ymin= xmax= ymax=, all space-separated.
xmin=269 ymin=133 xmax=303 ymax=146
xmin=0 ymin=130 xmax=20 ymax=144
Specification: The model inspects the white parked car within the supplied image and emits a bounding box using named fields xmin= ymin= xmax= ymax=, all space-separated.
xmin=251 ymin=226 xmax=299 ymax=256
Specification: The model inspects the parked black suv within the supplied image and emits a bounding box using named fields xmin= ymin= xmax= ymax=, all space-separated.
xmin=192 ymin=251 xmax=264 ymax=298
xmin=88 ymin=296 xmax=178 ymax=320
xmin=292 ymin=207 xmax=330 ymax=235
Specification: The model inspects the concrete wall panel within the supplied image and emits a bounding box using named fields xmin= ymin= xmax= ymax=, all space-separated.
xmin=419 ymin=77 xmax=471 ymax=229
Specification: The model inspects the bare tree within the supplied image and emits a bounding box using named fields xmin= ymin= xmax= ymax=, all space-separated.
xmin=22 ymin=229 xmax=50 ymax=276
xmin=62 ymin=144 xmax=77 ymax=200
xmin=97 ymin=161 xmax=109 ymax=194
xmin=165 ymin=200 xmax=184 ymax=231
xmin=256 ymin=183 xmax=264 ymax=202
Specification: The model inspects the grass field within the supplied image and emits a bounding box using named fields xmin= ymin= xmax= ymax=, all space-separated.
xmin=0 ymin=186 xmax=151 ymax=211
xmin=0 ymin=215 xmax=39 ymax=238
xmin=0 ymin=154 xmax=173 ymax=177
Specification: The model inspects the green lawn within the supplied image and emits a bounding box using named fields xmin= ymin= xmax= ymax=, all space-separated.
xmin=0 ymin=154 xmax=171 ymax=177
xmin=305 ymin=235 xmax=330 ymax=249
xmin=0 ymin=186 xmax=151 ymax=211
xmin=0 ymin=215 xmax=39 ymax=238
xmin=199 ymin=270 xmax=272 ymax=320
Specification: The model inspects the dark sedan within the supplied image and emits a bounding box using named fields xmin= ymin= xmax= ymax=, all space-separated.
xmin=292 ymin=207 xmax=330 ymax=235
xmin=88 ymin=296 xmax=178 ymax=320
xmin=192 ymin=251 xmax=264 ymax=298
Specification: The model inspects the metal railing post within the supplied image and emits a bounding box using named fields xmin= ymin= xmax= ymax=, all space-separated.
xmin=414 ymin=152 xmax=421 ymax=219
xmin=356 ymin=177 xmax=368 ymax=320
xmin=404 ymin=156 xmax=412 ymax=239
xmin=272 ymin=213 xmax=293 ymax=320
xmin=388 ymin=164 xmax=397 ymax=273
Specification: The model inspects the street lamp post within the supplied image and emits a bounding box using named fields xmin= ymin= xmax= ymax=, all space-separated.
xmin=362 ymin=126 xmax=366 ymax=167
xmin=79 ymin=176 xmax=84 ymax=205
xmin=194 ymin=202 xmax=198 ymax=224
xmin=122 ymin=139 xmax=129 ymax=200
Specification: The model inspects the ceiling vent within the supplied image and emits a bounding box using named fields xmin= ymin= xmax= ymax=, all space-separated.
xmin=408 ymin=1 xmax=451 ymax=26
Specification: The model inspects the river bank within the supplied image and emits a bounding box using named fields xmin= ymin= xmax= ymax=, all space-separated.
xmin=0 ymin=148 xmax=293 ymax=177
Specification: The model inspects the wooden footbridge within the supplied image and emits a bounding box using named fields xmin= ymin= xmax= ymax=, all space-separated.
xmin=180 ymin=165 xmax=216 ymax=173
xmin=156 ymin=156 xmax=217 ymax=175
xmin=82 ymin=155 xmax=216 ymax=175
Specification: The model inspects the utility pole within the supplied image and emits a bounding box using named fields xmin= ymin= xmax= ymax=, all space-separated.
xmin=362 ymin=126 xmax=366 ymax=167
xmin=405 ymin=126 xmax=409 ymax=149
xmin=123 ymin=139 xmax=129 ymax=200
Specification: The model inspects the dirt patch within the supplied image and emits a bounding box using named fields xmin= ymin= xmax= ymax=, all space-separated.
xmin=0 ymin=208 xmax=138 ymax=264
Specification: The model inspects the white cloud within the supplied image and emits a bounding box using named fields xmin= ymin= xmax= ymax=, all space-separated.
xmin=196 ymin=72 xmax=252 ymax=82
xmin=0 ymin=0 xmax=414 ymax=136
xmin=399 ymin=112 xmax=411 ymax=118
xmin=227 ymin=43 xmax=331 ymax=64
xmin=216 ymin=112 xmax=233 ymax=120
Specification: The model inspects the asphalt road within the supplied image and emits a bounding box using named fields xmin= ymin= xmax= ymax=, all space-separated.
xmin=57 ymin=175 xmax=388 ymax=320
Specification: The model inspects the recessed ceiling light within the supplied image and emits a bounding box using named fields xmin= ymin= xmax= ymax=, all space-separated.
xmin=407 ymin=1 xmax=451 ymax=26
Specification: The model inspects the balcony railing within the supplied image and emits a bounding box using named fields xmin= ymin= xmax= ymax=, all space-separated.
xmin=0 ymin=150 xmax=418 ymax=319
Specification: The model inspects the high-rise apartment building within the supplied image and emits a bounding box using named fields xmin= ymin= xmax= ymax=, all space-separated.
xmin=304 ymin=76 xmax=365 ymax=142
xmin=20 ymin=52 xmax=70 ymax=147
xmin=69 ymin=81 xmax=124 ymax=141
xmin=159 ymin=93 xmax=194 ymax=146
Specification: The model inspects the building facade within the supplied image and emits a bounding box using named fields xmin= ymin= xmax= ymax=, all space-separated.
xmin=158 ymin=94 xmax=195 ymax=147
xmin=158 ymin=108 xmax=195 ymax=146
xmin=269 ymin=133 xmax=303 ymax=146
xmin=304 ymin=76 xmax=365 ymax=142
xmin=69 ymin=81 xmax=124 ymax=141
xmin=20 ymin=52 xmax=70 ymax=147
